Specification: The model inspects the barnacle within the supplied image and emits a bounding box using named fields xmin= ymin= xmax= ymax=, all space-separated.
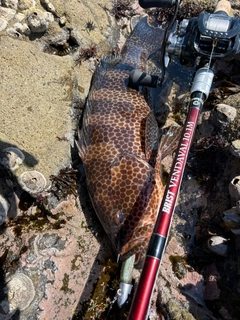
xmin=20 ymin=171 xmax=47 ymax=195
xmin=5 ymin=273 xmax=35 ymax=312
xmin=43 ymin=37 xmax=79 ymax=56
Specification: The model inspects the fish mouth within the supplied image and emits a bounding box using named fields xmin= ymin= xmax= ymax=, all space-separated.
xmin=119 ymin=236 xmax=150 ymax=265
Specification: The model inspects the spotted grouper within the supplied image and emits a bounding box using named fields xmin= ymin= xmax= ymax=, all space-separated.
xmin=77 ymin=15 xmax=180 ymax=266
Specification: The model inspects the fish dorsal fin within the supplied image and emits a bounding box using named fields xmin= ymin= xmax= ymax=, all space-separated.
xmin=88 ymin=55 xmax=123 ymax=96
xmin=145 ymin=111 xmax=159 ymax=162
xmin=159 ymin=125 xmax=182 ymax=159
xmin=76 ymin=55 xmax=123 ymax=161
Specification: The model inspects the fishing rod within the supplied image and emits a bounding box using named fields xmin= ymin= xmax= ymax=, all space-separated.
xmin=127 ymin=0 xmax=240 ymax=319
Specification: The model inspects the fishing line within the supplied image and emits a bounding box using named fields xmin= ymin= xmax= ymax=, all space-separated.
xmin=207 ymin=38 xmax=218 ymax=70
xmin=159 ymin=0 xmax=180 ymax=85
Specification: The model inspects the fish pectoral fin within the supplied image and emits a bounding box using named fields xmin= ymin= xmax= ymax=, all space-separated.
xmin=110 ymin=152 xmax=154 ymax=190
xmin=159 ymin=124 xmax=182 ymax=159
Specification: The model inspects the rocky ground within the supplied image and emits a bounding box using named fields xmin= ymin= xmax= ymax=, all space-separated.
xmin=1 ymin=0 xmax=240 ymax=319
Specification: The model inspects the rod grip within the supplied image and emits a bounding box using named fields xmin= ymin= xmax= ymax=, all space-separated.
xmin=214 ymin=0 xmax=231 ymax=15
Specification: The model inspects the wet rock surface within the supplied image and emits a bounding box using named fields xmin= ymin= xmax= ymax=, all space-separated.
xmin=1 ymin=0 xmax=240 ymax=319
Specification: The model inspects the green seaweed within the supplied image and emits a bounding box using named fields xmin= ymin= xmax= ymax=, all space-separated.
xmin=81 ymin=220 xmax=90 ymax=232
xmin=8 ymin=208 xmax=66 ymax=237
xmin=60 ymin=273 xmax=75 ymax=294
xmin=71 ymin=255 xmax=82 ymax=271
xmin=84 ymin=258 xmax=119 ymax=319
xmin=169 ymin=255 xmax=187 ymax=279
xmin=73 ymin=258 xmax=120 ymax=319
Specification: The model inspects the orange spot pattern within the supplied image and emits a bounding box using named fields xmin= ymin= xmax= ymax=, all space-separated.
xmin=77 ymin=17 xmax=166 ymax=266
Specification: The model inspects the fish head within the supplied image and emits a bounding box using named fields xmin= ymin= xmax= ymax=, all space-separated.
xmin=106 ymin=153 xmax=164 ymax=267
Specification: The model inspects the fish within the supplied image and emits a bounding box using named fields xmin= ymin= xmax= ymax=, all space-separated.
xmin=76 ymin=15 xmax=180 ymax=266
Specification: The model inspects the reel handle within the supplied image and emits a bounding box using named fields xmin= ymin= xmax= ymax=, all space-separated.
xmin=214 ymin=0 xmax=231 ymax=15
xmin=128 ymin=69 xmax=160 ymax=88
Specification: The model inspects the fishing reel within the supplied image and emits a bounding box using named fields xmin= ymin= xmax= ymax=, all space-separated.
xmin=165 ymin=2 xmax=240 ymax=67
xmin=129 ymin=0 xmax=240 ymax=88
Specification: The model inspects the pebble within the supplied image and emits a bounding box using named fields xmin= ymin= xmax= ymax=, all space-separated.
xmin=1 ymin=0 xmax=18 ymax=10
xmin=229 ymin=140 xmax=240 ymax=158
xmin=15 ymin=12 xmax=26 ymax=22
xmin=222 ymin=207 xmax=240 ymax=233
xmin=237 ymin=200 xmax=240 ymax=214
xmin=18 ymin=0 xmax=35 ymax=11
xmin=26 ymin=9 xmax=54 ymax=33
xmin=0 ymin=18 xmax=8 ymax=32
xmin=0 ymin=147 xmax=25 ymax=171
xmin=20 ymin=170 xmax=47 ymax=194
xmin=40 ymin=0 xmax=56 ymax=15
xmin=229 ymin=176 xmax=240 ymax=203
xmin=12 ymin=22 xmax=31 ymax=35
xmin=7 ymin=27 xmax=23 ymax=38
xmin=208 ymin=236 xmax=229 ymax=256
xmin=59 ymin=15 xmax=66 ymax=26
xmin=210 ymin=104 xmax=237 ymax=128
xmin=1 ymin=6 xmax=16 ymax=20
xmin=0 ymin=195 xmax=10 ymax=226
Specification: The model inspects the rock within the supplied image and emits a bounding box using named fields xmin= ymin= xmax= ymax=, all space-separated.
xmin=229 ymin=176 xmax=240 ymax=203
xmin=210 ymin=104 xmax=237 ymax=128
xmin=12 ymin=22 xmax=31 ymax=35
xmin=39 ymin=20 xmax=69 ymax=50
xmin=26 ymin=10 xmax=54 ymax=33
xmin=1 ymin=0 xmax=18 ymax=10
xmin=0 ymin=6 xmax=16 ymax=31
xmin=229 ymin=140 xmax=240 ymax=158
xmin=204 ymin=263 xmax=221 ymax=301
xmin=237 ymin=200 xmax=240 ymax=214
xmin=222 ymin=207 xmax=240 ymax=233
xmin=0 ymin=18 xmax=8 ymax=32
xmin=0 ymin=147 xmax=25 ymax=171
xmin=0 ymin=6 xmax=16 ymax=18
xmin=59 ymin=15 xmax=66 ymax=26
xmin=14 ymin=12 xmax=25 ymax=22
xmin=40 ymin=0 xmax=56 ymax=15
xmin=0 ymin=195 xmax=10 ymax=226
xmin=7 ymin=26 xmax=23 ymax=38
xmin=208 ymin=236 xmax=229 ymax=256
xmin=18 ymin=0 xmax=35 ymax=11
xmin=0 ymin=36 xmax=74 ymax=182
